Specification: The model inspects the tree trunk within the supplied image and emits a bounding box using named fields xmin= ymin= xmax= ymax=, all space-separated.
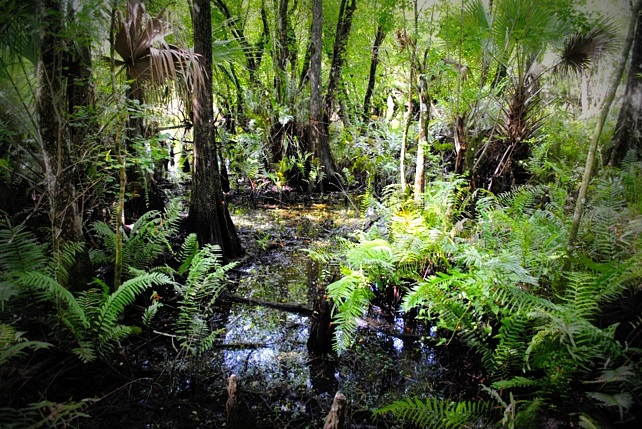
xmin=324 ymin=0 xmax=357 ymax=118
xmin=362 ymin=24 xmax=387 ymax=119
xmin=270 ymin=0 xmax=291 ymax=165
xmin=37 ymin=0 xmax=89 ymax=289
xmin=188 ymin=0 xmax=243 ymax=259
xmin=413 ymin=73 xmax=429 ymax=200
xmin=212 ymin=0 xmax=263 ymax=84
xmin=309 ymin=0 xmax=324 ymax=186
xmin=317 ymin=0 xmax=358 ymax=185
xmin=606 ymin=6 xmax=642 ymax=166
xmin=567 ymin=0 xmax=642 ymax=262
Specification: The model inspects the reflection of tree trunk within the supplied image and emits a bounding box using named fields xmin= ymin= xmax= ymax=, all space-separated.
xmin=189 ymin=0 xmax=243 ymax=258
xmin=306 ymin=258 xmax=338 ymax=391
xmin=606 ymin=9 xmax=642 ymax=166
xmin=362 ymin=24 xmax=387 ymax=119
xmin=37 ymin=0 xmax=89 ymax=290
xmin=306 ymin=258 xmax=336 ymax=355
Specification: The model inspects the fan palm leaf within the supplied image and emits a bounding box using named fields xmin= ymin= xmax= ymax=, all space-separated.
xmin=113 ymin=0 xmax=203 ymax=98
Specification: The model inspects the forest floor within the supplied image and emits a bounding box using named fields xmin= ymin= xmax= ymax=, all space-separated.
xmin=71 ymin=191 xmax=482 ymax=428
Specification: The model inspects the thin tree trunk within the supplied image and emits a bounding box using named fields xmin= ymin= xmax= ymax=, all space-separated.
xmin=362 ymin=24 xmax=386 ymax=119
xmin=400 ymin=66 xmax=413 ymax=194
xmin=309 ymin=0 xmax=324 ymax=187
xmin=567 ymin=0 xmax=642 ymax=260
xmin=414 ymin=73 xmax=429 ymax=201
xmin=317 ymin=0 xmax=357 ymax=184
xmin=37 ymin=0 xmax=87 ymax=288
xmin=270 ymin=0 xmax=291 ymax=165
xmin=212 ymin=0 xmax=263 ymax=84
xmin=188 ymin=0 xmax=243 ymax=258
xmin=606 ymin=5 xmax=642 ymax=166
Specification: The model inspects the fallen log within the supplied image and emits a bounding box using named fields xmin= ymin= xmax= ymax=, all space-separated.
xmin=220 ymin=293 xmax=313 ymax=316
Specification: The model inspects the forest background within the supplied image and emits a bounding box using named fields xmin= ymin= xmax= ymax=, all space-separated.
xmin=1 ymin=0 xmax=641 ymax=427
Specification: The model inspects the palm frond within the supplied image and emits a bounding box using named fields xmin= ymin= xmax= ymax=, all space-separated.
xmin=114 ymin=0 xmax=203 ymax=96
xmin=555 ymin=26 xmax=614 ymax=75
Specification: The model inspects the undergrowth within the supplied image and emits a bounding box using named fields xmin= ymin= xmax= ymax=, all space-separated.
xmin=325 ymin=167 xmax=642 ymax=427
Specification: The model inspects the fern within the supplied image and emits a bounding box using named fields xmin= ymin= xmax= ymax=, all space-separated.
xmin=327 ymin=269 xmax=373 ymax=351
xmin=0 ymin=220 xmax=49 ymax=309
xmin=172 ymin=235 xmax=237 ymax=356
xmin=91 ymin=198 xmax=183 ymax=275
xmin=0 ymin=323 xmax=51 ymax=364
xmin=142 ymin=296 xmax=163 ymax=326
xmin=374 ymin=396 xmax=490 ymax=428
xmin=92 ymin=272 xmax=171 ymax=355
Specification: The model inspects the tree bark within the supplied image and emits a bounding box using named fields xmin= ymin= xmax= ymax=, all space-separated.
xmin=324 ymin=0 xmax=357 ymax=119
xmin=309 ymin=0 xmax=324 ymax=185
xmin=567 ymin=0 xmax=642 ymax=262
xmin=606 ymin=5 xmax=642 ymax=166
xmin=37 ymin=0 xmax=89 ymax=289
xmin=188 ymin=0 xmax=243 ymax=259
xmin=270 ymin=0 xmax=291 ymax=165
xmin=323 ymin=392 xmax=347 ymax=429
xmin=362 ymin=24 xmax=387 ymax=119
xmin=319 ymin=0 xmax=358 ymax=184
xmin=414 ymin=73 xmax=429 ymax=201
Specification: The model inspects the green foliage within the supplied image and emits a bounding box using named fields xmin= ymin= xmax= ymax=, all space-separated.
xmin=171 ymin=234 xmax=237 ymax=356
xmin=0 ymin=323 xmax=50 ymax=365
xmin=327 ymin=172 xmax=642 ymax=425
xmin=327 ymin=269 xmax=373 ymax=351
xmin=0 ymin=219 xmax=171 ymax=362
xmin=0 ymin=399 xmax=93 ymax=429
xmin=374 ymin=395 xmax=490 ymax=428
xmin=90 ymin=198 xmax=183 ymax=274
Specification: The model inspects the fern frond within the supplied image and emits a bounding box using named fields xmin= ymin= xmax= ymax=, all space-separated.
xmin=173 ymin=240 xmax=235 ymax=356
xmin=327 ymin=270 xmax=373 ymax=352
xmin=18 ymin=271 xmax=89 ymax=329
xmin=0 ymin=324 xmax=51 ymax=364
xmin=491 ymin=376 xmax=539 ymax=390
xmin=142 ymin=299 xmax=163 ymax=326
xmin=0 ymin=220 xmax=48 ymax=275
xmin=178 ymin=233 xmax=200 ymax=275
xmin=95 ymin=272 xmax=171 ymax=353
xmin=374 ymin=396 xmax=489 ymax=428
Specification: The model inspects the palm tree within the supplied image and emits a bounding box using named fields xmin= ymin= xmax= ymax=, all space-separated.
xmin=445 ymin=0 xmax=612 ymax=193
xmin=112 ymin=0 xmax=204 ymax=216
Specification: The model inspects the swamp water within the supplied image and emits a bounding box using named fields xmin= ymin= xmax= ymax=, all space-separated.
xmin=88 ymin=197 xmax=477 ymax=428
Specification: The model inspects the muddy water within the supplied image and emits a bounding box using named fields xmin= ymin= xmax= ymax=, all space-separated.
xmin=213 ymin=198 xmax=460 ymax=428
